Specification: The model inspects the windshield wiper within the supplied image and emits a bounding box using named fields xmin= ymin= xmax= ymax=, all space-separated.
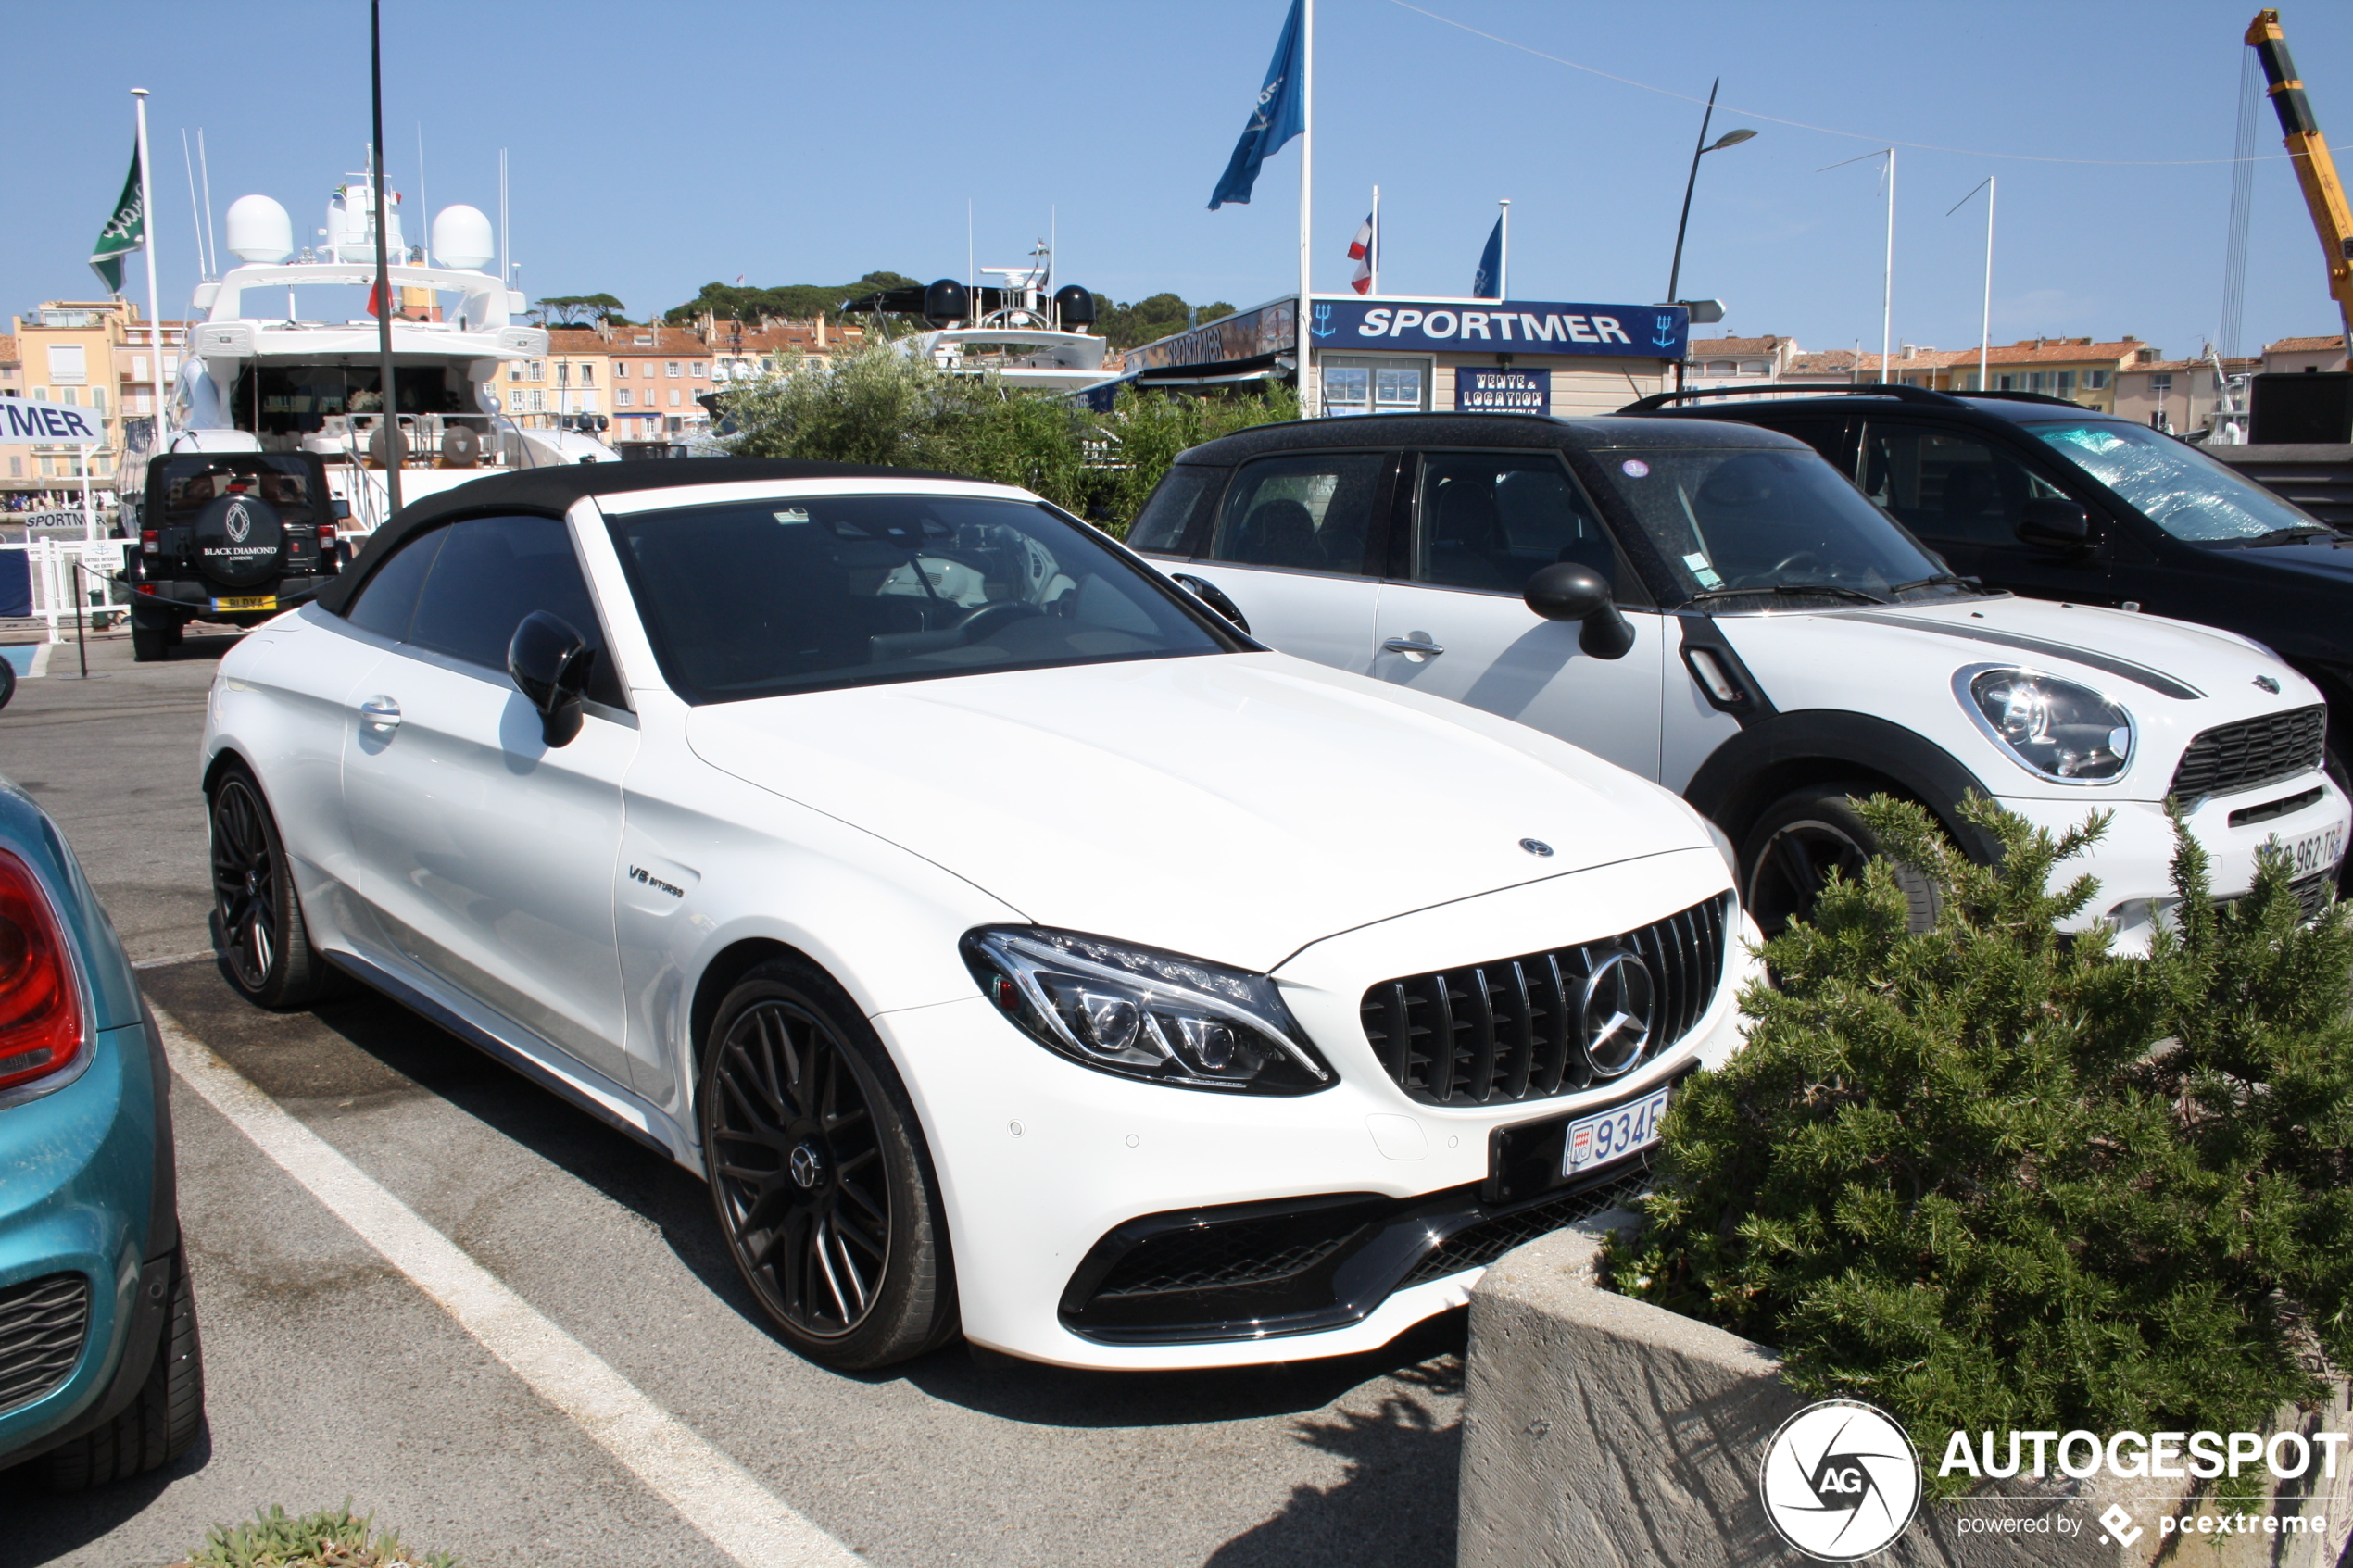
xmin=2245 ymin=525 xmax=2340 ymax=547
xmin=1886 ymin=572 xmax=1981 ymax=595
xmin=1688 ymin=583 xmax=1887 ymax=607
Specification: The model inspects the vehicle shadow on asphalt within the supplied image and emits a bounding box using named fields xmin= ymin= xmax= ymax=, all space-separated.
xmin=0 ymin=1426 xmax=216 ymax=1567
xmin=143 ymin=959 xmax=1473 ymax=1512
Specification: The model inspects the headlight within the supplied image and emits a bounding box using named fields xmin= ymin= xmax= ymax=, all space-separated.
xmin=962 ymin=926 xmax=1333 ymax=1094
xmin=1954 ymin=664 xmax=2133 ymax=784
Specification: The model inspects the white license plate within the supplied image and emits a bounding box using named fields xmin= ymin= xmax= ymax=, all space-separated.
xmin=2288 ymin=824 xmax=2346 ymax=880
xmin=1565 ymin=1085 xmax=1671 ymax=1178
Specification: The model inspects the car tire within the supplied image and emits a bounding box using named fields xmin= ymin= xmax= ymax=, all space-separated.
xmin=699 ymin=958 xmax=959 ymax=1371
xmin=1742 ymin=783 xmax=1943 ymax=938
xmin=37 ymin=1245 xmax=204 ymax=1489
xmin=0 ymin=657 xmax=14 ymax=710
xmin=131 ymin=625 xmax=170 ymax=662
xmin=208 ymin=765 xmax=337 ymax=1008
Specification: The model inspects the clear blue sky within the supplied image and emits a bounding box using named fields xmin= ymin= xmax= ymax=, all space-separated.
xmin=6 ymin=0 xmax=2348 ymax=361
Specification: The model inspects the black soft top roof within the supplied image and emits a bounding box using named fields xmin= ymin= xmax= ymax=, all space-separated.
xmin=312 ymin=457 xmax=975 ymax=616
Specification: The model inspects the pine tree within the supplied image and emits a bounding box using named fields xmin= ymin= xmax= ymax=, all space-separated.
xmin=1614 ymin=796 xmax=2353 ymax=1469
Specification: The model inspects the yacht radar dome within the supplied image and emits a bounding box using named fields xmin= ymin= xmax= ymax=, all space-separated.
xmin=432 ymin=205 xmax=496 ymax=271
xmin=1052 ymin=284 xmax=1095 ymax=331
xmin=223 ymin=195 xmax=294 ymax=264
xmin=923 ymin=279 xmax=971 ymax=327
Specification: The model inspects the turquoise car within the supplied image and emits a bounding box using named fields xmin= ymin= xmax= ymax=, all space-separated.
xmin=0 ymin=774 xmax=202 ymax=1486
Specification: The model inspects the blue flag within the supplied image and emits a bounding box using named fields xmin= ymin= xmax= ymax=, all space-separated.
xmin=1208 ymin=0 xmax=1306 ymax=210
xmin=1471 ymin=216 xmax=1504 ymax=299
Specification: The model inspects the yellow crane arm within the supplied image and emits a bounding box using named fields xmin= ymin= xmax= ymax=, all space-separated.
xmin=2248 ymin=8 xmax=2353 ymax=339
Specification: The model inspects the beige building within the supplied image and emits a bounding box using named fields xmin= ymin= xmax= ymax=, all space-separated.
xmin=2262 ymin=334 xmax=2348 ymax=374
xmin=2111 ymin=356 xmax=2258 ymax=434
xmin=2 ymin=299 xmax=182 ymax=506
xmin=1681 ymin=333 xmax=1804 ymax=391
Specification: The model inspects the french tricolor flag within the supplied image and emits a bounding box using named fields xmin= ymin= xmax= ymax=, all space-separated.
xmin=1347 ymin=210 xmax=1376 ymax=295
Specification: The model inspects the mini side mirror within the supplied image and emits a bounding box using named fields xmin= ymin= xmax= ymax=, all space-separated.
xmin=509 ymin=610 xmax=595 ymax=746
xmin=2016 ymin=498 xmax=2092 ymax=551
xmin=1523 ymin=562 xmax=1636 ymax=659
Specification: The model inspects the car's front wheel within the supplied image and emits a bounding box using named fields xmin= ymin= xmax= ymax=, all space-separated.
xmin=1742 ymin=783 xmax=1943 ymax=938
xmin=699 ymin=959 xmax=958 ymax=1370
xmin=208 ymin=764 xmax=336 ymax=1008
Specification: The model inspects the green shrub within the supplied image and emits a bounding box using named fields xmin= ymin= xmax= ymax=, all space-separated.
xmin=1611 ymin=796 xmax=2353 ymax=1481
xmin=713 ymin=345 xmax=1298 ymax=533
xmin=177 ymin=1501 xmax=458 ymax=1567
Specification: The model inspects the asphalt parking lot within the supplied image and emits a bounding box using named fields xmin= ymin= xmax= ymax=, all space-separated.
xmin=0 ymin=629 xmax=1465 ymax=1568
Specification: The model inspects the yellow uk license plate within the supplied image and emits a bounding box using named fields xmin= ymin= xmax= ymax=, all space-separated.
xmin=211 ymin=596 xmax=277 ymax=613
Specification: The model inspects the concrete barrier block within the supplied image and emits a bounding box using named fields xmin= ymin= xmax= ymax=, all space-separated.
xmin=1457 ymin=1226 xmax=2353 ymax=1568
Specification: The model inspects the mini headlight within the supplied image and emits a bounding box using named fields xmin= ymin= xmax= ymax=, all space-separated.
xmin=1955 ymin=664 xmax=2133 ymax=784
xmin=962 ymin=927 xmax=1334 ymax=1094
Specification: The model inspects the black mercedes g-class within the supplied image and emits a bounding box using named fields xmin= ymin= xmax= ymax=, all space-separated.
xmin=124 ymin=452 xmax=339 ymax=661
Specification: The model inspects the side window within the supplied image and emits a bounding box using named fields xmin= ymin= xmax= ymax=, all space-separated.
xmin=343 ymin=526 xmax=447 ymax=642
xmin=406 ymin=514 xmax=625 ymax=707
xmin=1208 ymin=453 xmax=1384 ymax=574
xmin=1126 ymin=464 xmax=1224 ymax=555
xmin=1415 ymin=452 xmax=1618 ymax=594
xmin=1856 ymin=423 xmax=2069 ymax=547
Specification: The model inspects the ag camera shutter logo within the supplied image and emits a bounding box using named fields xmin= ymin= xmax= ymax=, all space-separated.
xmin=1759 ymin=1400 xmax=1921 ymax=1561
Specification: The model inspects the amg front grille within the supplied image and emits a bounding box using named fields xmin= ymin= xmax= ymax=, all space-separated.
xmin=2171 ymin=706 xmax=2327 ymax=800
xmin=0 ymin=1272 xmax=90 ymax=1416
xmin=1360 ymin=893 xmax=1731 ymax=1106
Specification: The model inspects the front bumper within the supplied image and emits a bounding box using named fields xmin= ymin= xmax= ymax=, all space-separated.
xmin=0 ymin=1019 xmax=165 ymax=1464
xmin=1995 ymin=772 xmax=2348 ymax=950
xmin=878 ymin=850 xmax=1763 ymax=1370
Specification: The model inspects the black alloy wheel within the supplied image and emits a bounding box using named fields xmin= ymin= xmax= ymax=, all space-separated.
xmin=1743 ymin=783 xmax=1943 ymax=939
xmin=701 ymin=960 xmax=957 ymax=1369
xmin=208 ymin=767 xmax=334 ymax=1008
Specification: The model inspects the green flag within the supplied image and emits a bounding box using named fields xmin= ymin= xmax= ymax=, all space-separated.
xmin=89 ymin=142 xmax=145 ymax=294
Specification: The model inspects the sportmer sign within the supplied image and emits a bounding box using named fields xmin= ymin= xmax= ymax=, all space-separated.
xmin=0 ymin=400 xmax=107 ymax=445
xmin=1309 ymin=295 xmax=1689 ymax=358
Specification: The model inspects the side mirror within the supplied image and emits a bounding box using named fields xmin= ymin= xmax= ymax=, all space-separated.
xmin=508 ymin=610 xmax=595 ymax=746
xmin=1523 ymin=562 xmax=1636 ymax=660
xmin=2016 ymin=498 xmax=2092 ymax=551
xmin=1170 ymin=572 xmax=1252 ymax=634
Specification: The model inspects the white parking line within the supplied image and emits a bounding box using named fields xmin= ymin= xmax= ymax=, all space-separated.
xmin=132 ymin=950 xmax=220 ymax=971
xmin=154 ymin=1005 xmax=864 ymax=1568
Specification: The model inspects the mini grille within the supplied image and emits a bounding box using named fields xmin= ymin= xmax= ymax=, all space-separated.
xmin=1360 ymin=894 xmax=1730 ymax=1106
xmin=2171 ymin=706 xmax=2327 ymax=801
xmin=1398 ymin=1159 xmax=1655 ymax=1289
xmin=1091 ymin=1221 xmax=1359 ymax=1300
xmin=0 ymin=1272 xmax=89 ymax=1416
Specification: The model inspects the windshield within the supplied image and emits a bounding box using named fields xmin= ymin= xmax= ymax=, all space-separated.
xmin=610 ymin=494 xmax=1233 ymax=703
xmin=2026 ymin=420 xmax=2322 ymax=543
xmin=1595 ymin=447 xmax=1953 ymax=608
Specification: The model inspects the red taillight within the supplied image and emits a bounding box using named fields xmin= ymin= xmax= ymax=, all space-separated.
xmin=141 ymin=529 xmax=159 ymax=556
xmin=0 ymin=849 xmax=84 ymax=1094
xmin=318 ymin=522 xmax=337 ymax=544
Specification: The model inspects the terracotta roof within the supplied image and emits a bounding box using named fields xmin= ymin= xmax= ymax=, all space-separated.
xmin=1962 ymin=338 xmax=2146 ymax=367
xmin=2264 ymin=335 xmax=2347 ymax=353
xmin=2116 ymin=358 xmax=2258 ymax=375
xmin=1685 ymin=335 xmax=1788 ymax=357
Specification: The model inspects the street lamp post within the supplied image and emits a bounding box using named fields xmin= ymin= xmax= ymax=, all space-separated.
xmin=1665 ymin=79 xmax=1758 ymax=307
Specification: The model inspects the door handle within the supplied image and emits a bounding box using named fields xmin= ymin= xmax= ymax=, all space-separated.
xmin=359 ymin=696 xmax=402 ymax=730
xmin=1382 ymin=636 xmax=1445 ymax=657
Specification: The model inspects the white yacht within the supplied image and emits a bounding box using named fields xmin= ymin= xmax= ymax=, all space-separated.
xmin=148 ymin=168 xmax=614 ymax=536
xmin=852 ymin=244 xmax=1111 ymax=394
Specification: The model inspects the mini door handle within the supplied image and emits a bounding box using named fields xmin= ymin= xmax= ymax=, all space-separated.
xmin=359 ymin=696 xmax=402 ymax=728
xmin=1383 ymin=636 xmax=1445 ymax=657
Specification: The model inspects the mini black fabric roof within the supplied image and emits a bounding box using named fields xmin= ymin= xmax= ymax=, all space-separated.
xmin=311 ymin=458 xmax=974 ymax=616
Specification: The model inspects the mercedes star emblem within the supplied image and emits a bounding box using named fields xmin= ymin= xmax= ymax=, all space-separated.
xmin=1579 ymin=949 xmax=1656 ymax=1076
xmin=788 ymin=1141 xmax=825 ymax=1189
